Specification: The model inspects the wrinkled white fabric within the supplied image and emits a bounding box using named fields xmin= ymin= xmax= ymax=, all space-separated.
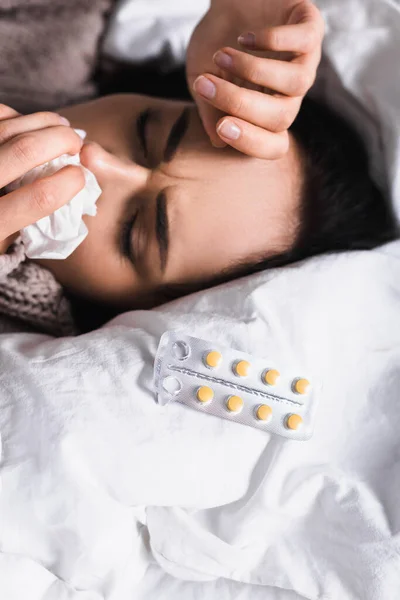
xmin=0 ymin=0 xmax=400 ymax=599
xmin=1 ymin=243 xmax=400 ymax=600
xmin=5 ymin=129 xmax=101 ymax=259
xmin=102 ymin=0 xmax=210 ymax=67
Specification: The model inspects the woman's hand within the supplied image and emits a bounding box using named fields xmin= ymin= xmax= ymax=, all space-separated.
xmin=0 ymin=104 xmax=85 ymax=254
xmin=187 ymin=0 xmax=324 ymax=158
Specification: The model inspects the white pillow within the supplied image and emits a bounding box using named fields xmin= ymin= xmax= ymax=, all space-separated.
xmin=102 ymin=0 xmax=210 ymax=68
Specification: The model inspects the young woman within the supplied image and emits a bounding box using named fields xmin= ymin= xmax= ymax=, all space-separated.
xmin=0 ymin=1 xmax=396 ymax=335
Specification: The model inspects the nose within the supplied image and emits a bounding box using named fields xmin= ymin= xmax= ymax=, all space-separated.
xmin=79 ymin=140 xmax=150 ymax=189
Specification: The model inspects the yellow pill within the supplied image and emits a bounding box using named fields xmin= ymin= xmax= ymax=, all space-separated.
xmin=204 ymin=351 xmax=222 ymax=369
xmin=263 ymin=369 xmax=280 ymax=386
xmin=233 ymin=360 xmax=250 ymax=377
xmin=293 ymin=378 xmax=310 ymax=395
xmin=196 ymin=386 xmax=214 ymax=404
xmin=226 ymin=395 xmax=244 ymax=413
xmin=255 ymin=404 xmax=272 ymax=422
xmin=286 ymin=413 xmax=303 ymax=431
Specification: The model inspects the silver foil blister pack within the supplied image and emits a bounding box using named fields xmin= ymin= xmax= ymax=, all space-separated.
xmin=154 ymin=331 xmax=319 ymax=441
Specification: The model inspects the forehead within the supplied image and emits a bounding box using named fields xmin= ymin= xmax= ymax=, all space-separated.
xmin=79 ymin=92 xmax=301 ymax=190
xmin=146 ymin=99 xmax=300 ymax=186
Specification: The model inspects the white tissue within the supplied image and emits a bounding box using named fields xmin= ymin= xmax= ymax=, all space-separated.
xmin=5 ymin=129 xmax=101 ymax=260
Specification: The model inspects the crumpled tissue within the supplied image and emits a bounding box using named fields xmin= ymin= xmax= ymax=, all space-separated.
xmin=5 ymin=129 xmax=101 ymax=259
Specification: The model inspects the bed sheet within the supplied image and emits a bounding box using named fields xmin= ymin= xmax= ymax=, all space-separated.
xmin=1 ymin=242 xmax=400 ymax=600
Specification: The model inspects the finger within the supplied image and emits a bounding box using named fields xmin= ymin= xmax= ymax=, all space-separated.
xmin=216 ymin=116 xmax=289 ymax=159
xmin=0 ymin=126 xmax=83 ymax=188
xmin=213 ymin=48 xmax=315 ymax=97
xmin=0 ymin=165 xmax=85 ymax=239
xmin=195 ymin=96 xmax=227 ymax=148
xmin=291 ymin=42 xmax=322 ymax=75
xmin=193 ymin=74 xmax=301 ymax=132
xmin=0 ymin=111 xmax=70 ymax=145
xmin=0 ymin=103 xmax=20 ymax=120
xmin=289 ymin=0 xmax=325 ymax=32
xmin=238 ymin=23 xmax=322 ymax=55
xmin=238 ymin=6 xmax=324 ymax=55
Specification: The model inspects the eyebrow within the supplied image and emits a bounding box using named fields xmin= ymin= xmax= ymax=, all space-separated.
xmin=155 ymin=190 xmax=169 ymax=272
xmin=163 ymin=107 xmax=190 ymax=162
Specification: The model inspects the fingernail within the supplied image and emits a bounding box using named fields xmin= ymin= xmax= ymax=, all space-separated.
xmin=217 ymin=120 xmax=241 ymax=141
xmin=211 ymin=138 xmax=227 ymax=148
xmin=58 ymin=116 xmax=71 ymax=126
xmin=213 ymin=50 xmax=233 ymax=70
xmin=193 ymin=76 xmax=216 ymax=100
xmin=238 ymin=32 xmax=256 ymax=48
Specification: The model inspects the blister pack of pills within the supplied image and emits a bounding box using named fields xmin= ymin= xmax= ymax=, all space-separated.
xmin=154 ymin=331 xmax=319 ymax=441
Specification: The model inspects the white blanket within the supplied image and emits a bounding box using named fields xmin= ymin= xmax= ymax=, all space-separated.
xmin=1 ymin=243 xmax=400 ymax=599
xmin=1 ymin=0 xmax=400 ymax=599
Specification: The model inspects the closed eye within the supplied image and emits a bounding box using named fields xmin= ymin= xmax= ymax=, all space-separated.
xmin=121 ymin=211 xmax=138 ymax=266
xmin=155 ymin=190 xmax=169 ymax=272
xmin=136 ymin=109 xmax=152 ymax=159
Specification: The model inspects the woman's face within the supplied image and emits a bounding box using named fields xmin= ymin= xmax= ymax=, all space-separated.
xmin=37 ymin=94 xmax=304 ymax=309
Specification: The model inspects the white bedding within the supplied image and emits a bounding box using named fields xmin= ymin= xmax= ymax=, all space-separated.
xmin=102 ymin=0 xmax=210 ymax=68
xmin=1 ymin=1 xmax=400 ymax=599
xmin=1 ymin=244 xmax=400 ymax=600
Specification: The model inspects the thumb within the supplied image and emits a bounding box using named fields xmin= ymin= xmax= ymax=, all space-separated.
xmin=195 ymin=96 xmax=227 ymax=149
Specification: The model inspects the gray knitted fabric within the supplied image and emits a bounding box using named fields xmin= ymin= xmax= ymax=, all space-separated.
xmin=0 ymin=0 xmax=115 ymax=114
xmin=0 ymin=238 xmax=77 ymax=336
